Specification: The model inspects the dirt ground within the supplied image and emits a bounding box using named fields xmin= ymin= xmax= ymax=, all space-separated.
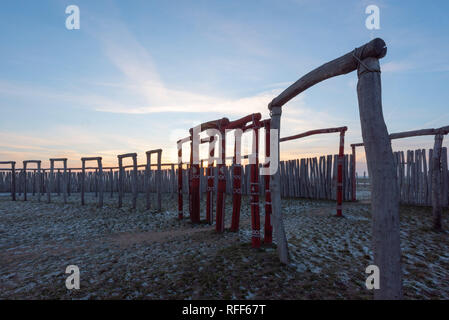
xmin=0 ymin=191 xmax=448 ymax=300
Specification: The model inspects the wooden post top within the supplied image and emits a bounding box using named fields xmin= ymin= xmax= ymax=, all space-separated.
xmin=189 ymin=117 xmax=230 ymax=135
xmin=50 ymin=158 xmax=68 ymax=162
xmin=226 ymin=113 xmax=262 ymax=130
xmin=23 ymin=160 xmax=42 ymax=164
xmin=81 ymin=157 xmax=102 ymax=161
xmin=146 ymin=149 xmax=162 ymax=154
xmin=0 ymin=161 xmax=16 ymax=165
xmin=117 ymin=153 xmax=137 ymax=159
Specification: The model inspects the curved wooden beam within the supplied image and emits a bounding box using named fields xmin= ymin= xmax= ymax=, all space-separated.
xmin=269 ymin=38 xmax=386 ymax=109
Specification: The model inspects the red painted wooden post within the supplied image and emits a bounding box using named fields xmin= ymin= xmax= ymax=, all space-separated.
xmin=206 ymin=137 xmax=215 ymax=224
xmin=216 ymin=129 xmax=226 ymax=232
xmin=230 ymin=133 xmax=242 ymax=231
xmin=250 ymin=126 xmax=261 ymax=248
xmin=190 ymin=131 xmax=201 ymax=223
xmin=177 ymin=144 xmax=183 ymax=219
xmin=226 ymin=113 xmax=261 ymax=232
xmin=336 ymin=129 xmax=346 ymax=217
xmin=351 ymin=144 xmax=356 ymax=201
xmin=263 ymin=120 xmax=273 ymax=244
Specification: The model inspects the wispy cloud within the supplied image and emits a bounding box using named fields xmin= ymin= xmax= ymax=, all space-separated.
xmin=382 ymin=61 xmax=413 ymax=73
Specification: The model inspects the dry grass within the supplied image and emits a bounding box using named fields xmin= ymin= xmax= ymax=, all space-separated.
xmin=0 ymin=192 xmax=448 ymax=299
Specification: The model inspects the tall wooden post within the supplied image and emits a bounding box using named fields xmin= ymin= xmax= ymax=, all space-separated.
xmin=351 ymin=145 xmax=356 ymax=201
xmin=47 ymin=159 xmax=54 ymax=203
xmin=97 ymin=158 xmax=104 ymax=208
xmin=23 ymin=161 xmax=28 ymax=201
xmin=431 ymin=134 xmax=444 ymax=231
xmin=216 ymin=128 xmax=227 ymax=233
xmin=118 ymin=157 xmax=123 ymax=208
xmin=81 ymin=160 xmax=86 ymax=205
xmin=250 ymin=127 xmax=261 ymax=248
xmin=157 ymin=150 xmax=162 ymax=212
xmin=67 ymin=169 xmax=71 ymax=197
xmin=269 ymin=106 xmax=290 ymax=264
xmin=230 ymin=133 xmax=242 ymax=231
xmin=63 ymin=159 xmax=68 ymax=204
xmin=264 ymin=121 xmax=273 ymax=244
xmin=37 ymin=162 xmax=41 ymax=202
xmin=11 ymin=162 xmax=16 ymax=201
xmin=110 ymin=168 xmax=114 ymax=198
xmin=178 ymin=144 xmax=183 ymax=219
xmin=132 ymin=155 xmax=138 ymax=209
xmin=206 ymin=138 xmax=215 ymax=224
xmin=190 ymin=134 xmax=201 ymax=223
xmin=336 ymin=130 xmax=346 ymax=216
xmin=357 ymin=56 xmax=402 ymax=299
xmin=145 ymin=153 xmax=152 ymax=210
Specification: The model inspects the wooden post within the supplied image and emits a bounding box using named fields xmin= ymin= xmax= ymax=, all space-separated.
xmin=157 ymin=150 xmax=162 ymax=211
xmin=97 ymin=158 xmax=104 ymax=207
xmin=264 ymin=121 xmax=273 ymax=244
xmin=67 ymin=169 xmax=71 ymax=197
xmin=230 ymin=134 xmax=243 ymax=231
xmin=47 ymin=160 xmax=54 ymax=203
xmin=81 ymin=160 xmax=86 ymax=205
xmin=336 ymin=129 xmax=346 ymax=216
xmin=216 ymin=130 xmax=227 ymax=232
xmin=145 ymin=152 xmax=152 ymax=210
xmin=9 ymin=163 xmax=15 ymax=200
xmin=118 ymin=157 xmax=123 ymax=208
xmin=431 ymin=134 xmax=444 ymax=231
xmin=23 ymin=161 xmax=28 ymax=201
xmin=37 ymin=162 xmax=41 ymax=202
xmin=206 ymin=138 xmax=215 ymax=224
xmin=110 ymin=168 xmax=114 ymax=198
xmin=268 ymin=106 xmax=290 ymax=264
xmin=132 ymin=156 xmax=138 ymax=209
xmin=356 ymin=56 xmax=402 ymax=299
xmin=178 ymin=143 xmax=183 ymax=219
xmin=250 ymin=127 xmax=261 ymax=248
xmin=351 ymin=145 xmax=356 ymax=201
xmin=63 ymin=159 xmax=68 ymax=204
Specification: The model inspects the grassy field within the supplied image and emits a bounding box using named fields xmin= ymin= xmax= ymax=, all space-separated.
xmin=0 ymin=192 xmax=448 ymax=299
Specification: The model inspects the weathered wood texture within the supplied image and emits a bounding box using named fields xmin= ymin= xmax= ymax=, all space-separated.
xmin=357 ymin=57 xmax=402 ymax=300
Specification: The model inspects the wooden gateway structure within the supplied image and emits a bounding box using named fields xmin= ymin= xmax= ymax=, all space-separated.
xmin=280 ymin=126 xmax=347 ymax=216
xmin=22 ymin=160 xmax=42 ymax=202
xmin=0 ymin=161 xmax=16 ymax=200
xmin=267 ymin=38 xmax=402 ymax=299
xmin=81 ymin=157 xmax=104 ymax=207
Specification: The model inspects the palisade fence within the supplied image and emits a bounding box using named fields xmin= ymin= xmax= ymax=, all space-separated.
xmin=1 ymin=148 xmax=448 ymax=206
xmin=393 ymin=148 xmax=448 ymax=207
xmin=0 ymin=153 xmax=353 ymax=202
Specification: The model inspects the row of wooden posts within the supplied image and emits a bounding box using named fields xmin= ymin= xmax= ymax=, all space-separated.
xmin=393 ymin=148 xmax=449 ymax=207
xmin=0 ymin=150 xmax=164 ymax=210
xmin=0 ymin=153 xmax=353 ymax=202
xmin=3 ymin=148 xmax=448 ymax=208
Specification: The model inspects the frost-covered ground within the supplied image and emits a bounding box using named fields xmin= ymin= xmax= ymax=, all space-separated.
xmin=0 ymin=192 xmax=448 ymax=300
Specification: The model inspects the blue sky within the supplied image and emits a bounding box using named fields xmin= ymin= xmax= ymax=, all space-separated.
xmin=1 ymin=0 xmax=448 ymax=173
